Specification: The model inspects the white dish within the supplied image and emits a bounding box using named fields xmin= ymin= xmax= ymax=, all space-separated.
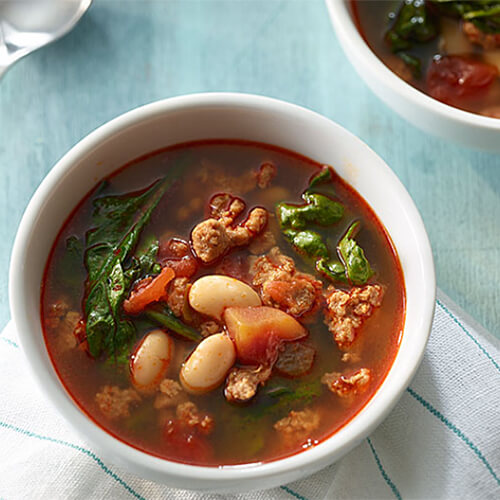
xmin=326 ymin=0 xmax=500 ymax=152
xmin=9 ymin=93 xmax=435 ymax=492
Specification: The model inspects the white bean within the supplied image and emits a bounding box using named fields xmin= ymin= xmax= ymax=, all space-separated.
xmin=188 ymin=275 xmax=261 ymax=320
xmin=130 ymin=329 xmax=173 ymax=392
xmin=180 ymin=333 xmax=236 ymax=394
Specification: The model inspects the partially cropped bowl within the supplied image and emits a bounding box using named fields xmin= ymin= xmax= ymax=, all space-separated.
xmin=9 ymin=93 xmax=435 ymax=492
xmin=326 ymin=0 xmax=500 ymax=152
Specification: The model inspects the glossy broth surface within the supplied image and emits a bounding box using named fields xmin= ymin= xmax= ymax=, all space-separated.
xmin=42 ymin=140 xmax=405 ymax=466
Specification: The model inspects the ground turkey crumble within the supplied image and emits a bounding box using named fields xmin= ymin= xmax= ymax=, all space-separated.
xmin=321 ymin=368 xmax=371 ymax=397
xmin=274 ymin=409 xmax=320 ymax=445
xmin=95 ymin=386 xmax=141 ymax=419
xmin=463 ymin=21 xmax=500 ymax=50
xmin=224 ymin=365 xmax=272 ymax=403
xmin=191 ymin=196 xmax=268 ymax=263
xmin=323 ymin=284 xmax=384 ymax=350
xmin=249 ymin=247 xmax=323 ymax=318
xmin=176 ymin=401 xmax=214 ymax=435
xmin=154 ymin=379 xmax=187 ymax=409
xmin=167 ymin=277 xmax=190 ymax=318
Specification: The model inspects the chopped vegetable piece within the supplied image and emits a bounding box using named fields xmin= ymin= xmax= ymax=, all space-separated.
xmin=84 ymin=177 xmax=176 ymax=359
xmin=427 ymin=55 xmax=498 ymax=105
xmin=284 ymin=229 xmax=328 ymax=259
xmin=143 ymin=305 xmax=202 ymax=342
xmin=123 ymin=266 xmax=175 ymax=315
xmin=223 ymin=306 xmax=307 ymax=365
xmin=337 ymin=222 xmax=374 ymax=286
xmin=307 ymin=166 xmax=332 ymax=190
xmin=276 ymin=194 xmax=343 ymax=230
xmin=385 ymin=0 xmax=439 ymax=53
xmin=316 ymin=258 xmax=348 ymax=283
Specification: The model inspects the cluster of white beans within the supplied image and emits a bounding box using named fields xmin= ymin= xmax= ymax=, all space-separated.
xmin=130 ymin=275 xmax=261 ymax=394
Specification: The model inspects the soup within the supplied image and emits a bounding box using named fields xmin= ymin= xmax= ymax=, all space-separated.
xmin=352 ymin=0 xmax=500 ymax=117
xmin=41 ymin=140 xmax=405 ymax=466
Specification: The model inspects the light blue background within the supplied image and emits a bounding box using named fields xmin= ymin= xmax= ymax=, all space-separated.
xmin=0 ymin=0 xmax=498 ymax=336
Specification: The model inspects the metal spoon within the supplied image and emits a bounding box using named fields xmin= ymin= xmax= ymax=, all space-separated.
xmin=0 ymin=0 xmax=92 ymax=80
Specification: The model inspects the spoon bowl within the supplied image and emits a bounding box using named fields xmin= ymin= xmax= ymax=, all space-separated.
xmin=0 ymin=0 xmax=92 ymax=79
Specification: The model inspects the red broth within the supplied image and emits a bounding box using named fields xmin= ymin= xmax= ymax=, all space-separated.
xmin=41 ymin=140 xmax=405 ymax=466
xmin=352 ymin=0 xmax=500 ymax=118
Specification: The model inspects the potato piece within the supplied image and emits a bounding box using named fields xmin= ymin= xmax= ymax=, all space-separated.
xmin=439 ymin=18 xmax=473 ymax=56
xmin=223 ymin=306 xmax=307 ymax=365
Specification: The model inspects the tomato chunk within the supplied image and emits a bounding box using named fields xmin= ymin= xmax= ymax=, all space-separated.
xmin=224 ymin=306 xmax=307 ymax=365
xmin=123 ymin=266 xmax=175 ymax=315
xmin=426 ymin=55 xmax=498 ymax=105
xmin=163 ymin=419 xmax=212 ymax=464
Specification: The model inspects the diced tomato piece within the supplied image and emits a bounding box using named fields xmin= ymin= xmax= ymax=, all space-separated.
xmin=163 ymin=256 xmax=198 ymax=278
xmin=123 ymin=266 xmax=175 ymax=315
xmin=224 ymin=306 xmax=307 ymax=365
xmin=426 ymin=55 xmax=498 ymax=105
xmin=163 ymin=420 xmax=212 ymax=464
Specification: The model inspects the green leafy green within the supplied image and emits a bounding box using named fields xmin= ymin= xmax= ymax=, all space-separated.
xmin=247 ymin=380 xmax=323 ymax=421
xmin=124 ymin=235 xmax=161 ymax=285
xmin=284 ymin=229 xmax=329 ymax=260
xmin=307 ymin=166 xmax=332 ymax=190
xmin=276 ymin=193 xmax=343 ymax=230
xmin=84 ymin=178 xmax=174 ymax=359
xmin=430 ymin=1 xmax=500 ymax=33
xmin=144 ymin=305 xmax=202 ymax=342
xmin=398 ymin=51 xmax=422 ymax=78
xmin=338 ymin=222 xmax=374 ymax=286
xmin=315 ymin=258 xmax=348 ymax=283
xmin=386 ymin=0 xmax=439 ymax=52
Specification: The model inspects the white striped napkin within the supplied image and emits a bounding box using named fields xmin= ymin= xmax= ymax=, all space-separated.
xmin=0 ymin=290 xmax=499 ymax=499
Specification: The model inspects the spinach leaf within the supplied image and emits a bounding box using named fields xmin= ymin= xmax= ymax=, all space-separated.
xmin=307 ymin=166 xmax=332 ymax=190
xmin=337 ymin=221 xmax=374 ymax=286
xmin=316 ymin=258 xmax=348 ymax=283
xmin=302 ymin=193 xmax=344 ymax=226
xmin=84 ymin=177 xmax=174 ymax=359
xmin=276 ymin=193 xmax=343 ymax=229
xmin=124 ymin=235 xmax=161 ymax=285
xmin=247 ymin=380 xmax=323 ymax=421
xmin=144 ymin=304 xmax=202 ymax=342
xmin=430 ymin=1 xmax=500 ymax=33
xmin=284 ymin=229 xmax=329 ymax=260
xmin=398 ymin=51 xmax=422 ymax=78
xmin=386 ymin=0 xmax=439 ymax=52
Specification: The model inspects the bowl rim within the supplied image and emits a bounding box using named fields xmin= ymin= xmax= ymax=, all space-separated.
xmin=9 ymin=92 xmax=436 ymax=488
xmin=326 ymin=0 xmax=500 ymax=131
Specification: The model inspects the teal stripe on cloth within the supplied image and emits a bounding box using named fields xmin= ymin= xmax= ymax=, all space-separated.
xmin=366 ymin=437 xmax=402 ymax=500
xmin=406 ymin=387 xmax=500 ymax=487
xmin=280 ymin=485 xmax=309 ymax=500
xmin=436 ymin=299 xmax=500 ymax=374
xmin=0 ymin=420 xmax=145 ymax=500
xmin=0 ymin=337 xmax=18 ymax=348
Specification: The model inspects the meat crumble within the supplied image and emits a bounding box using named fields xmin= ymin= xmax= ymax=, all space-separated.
xmin=321 ymin=368 xmax=371 ymax=397
xmin=249 ymin=247 xmax=323 ymax=318
xmin=191 ymin=196 xmax=268 ymax=263
xmin=323 ymin=284 xmax=384 ymax=350
xmin=274 ymin=409 xmax=320 ymax=445
xmin=224 ymin=365 xmax=272 ymax=403
xmin=95 ymin=386 xmax=141 ymax=419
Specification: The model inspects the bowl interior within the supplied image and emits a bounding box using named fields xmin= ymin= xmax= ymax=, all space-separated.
xmin=10 ymin=94 xmax=435 ymax=491
xmin=326 ymin=0 xmax=500 ymax=151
